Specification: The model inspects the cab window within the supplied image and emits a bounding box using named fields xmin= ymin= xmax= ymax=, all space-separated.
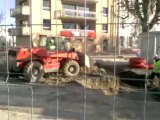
xmin=47 ymin=37 xmax=56 ymax=50
xmin=39 ymin=35 xmax=47 ymax=47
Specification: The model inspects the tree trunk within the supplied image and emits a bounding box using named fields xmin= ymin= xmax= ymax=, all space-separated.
xmin=141 ymin=21 xmax=156 ymax=33
xmin=142 ymin=26 xmax=149 ymax=32
xmin=141 ymin=22 xmax=149 ymax=33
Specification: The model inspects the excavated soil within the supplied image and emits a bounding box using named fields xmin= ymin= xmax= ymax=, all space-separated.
xmin=37 ymin=66 xmax=120 ymax=95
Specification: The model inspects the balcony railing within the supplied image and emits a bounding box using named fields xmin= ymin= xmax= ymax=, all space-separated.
xmin=56 ymin=9 xmax=96 ymax=20
xmin=86 ymin=0 xmax=97 ymax=2
xmin=10 ymin=6 xmax=30 ymax=17
xmin=61 ymin=0 xmax=97 ymax=4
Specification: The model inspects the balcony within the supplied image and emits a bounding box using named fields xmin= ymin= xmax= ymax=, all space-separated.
xmin=61 ymin=0 xmax=97 ymax=4
xmin=10 ymin=6 xmax=30 ymax=17
xmin=8 ymin=27 xmax=30 ymax=36
xmin=56 ymin=9 xmax=96 ymax=21
xmin=8 ymin=28 xmax=17 ymax=36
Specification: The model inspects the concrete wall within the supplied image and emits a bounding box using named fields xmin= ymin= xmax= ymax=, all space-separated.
xmin=31 ymin=0 xmax=43 ymax=34
xmin=51 ymin=0 xmax=63 ymax=36
xmin=139 ymin=32 xmax=160 ymax=63
xmin=16 ymin=36 xmax=30 ymax=47
xmin=30 ymin=0 xmax=62 ymax=36
xmin=95 ymin=0 xmax=118 ymax=51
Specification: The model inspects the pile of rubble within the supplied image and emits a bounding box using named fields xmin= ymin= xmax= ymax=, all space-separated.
xmin=38 ymin=66 xmax=120 ymax=95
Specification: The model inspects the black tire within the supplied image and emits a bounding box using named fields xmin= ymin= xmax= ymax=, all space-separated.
xmin=8 ymin=55 xmax=20 ymax=77
xmin=23 ymin=61 xmax=44 ymax=82
xmin=62 ymin=60 xmax=80 ymax=77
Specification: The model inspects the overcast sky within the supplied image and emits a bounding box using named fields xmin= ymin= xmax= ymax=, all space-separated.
xmin=0 ymin=0 xmax=15 ymax=25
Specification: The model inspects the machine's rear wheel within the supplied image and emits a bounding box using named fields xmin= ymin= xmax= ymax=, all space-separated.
xmin=23 ymin=61 xmax=44 ymax=82
xmin=62 ymin=60 xmax=80 ymax=77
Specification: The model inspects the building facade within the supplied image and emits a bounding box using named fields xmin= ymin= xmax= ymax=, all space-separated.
xmin=10 ymin=0 xmax=118 ymax=52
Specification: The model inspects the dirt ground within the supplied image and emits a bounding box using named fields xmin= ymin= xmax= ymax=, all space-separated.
xmin=0 ymin=110 xmax=45 ymax=120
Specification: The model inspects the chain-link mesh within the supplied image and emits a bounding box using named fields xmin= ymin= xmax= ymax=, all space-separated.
xmin=0 ymin=0 xmax=160 ymax=120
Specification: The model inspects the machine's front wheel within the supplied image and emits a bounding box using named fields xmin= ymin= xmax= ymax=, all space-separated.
xmin=62 ymin=60 xmax=80 ymax=77
xmin=23 ymin=61 xmax=44 ymax=82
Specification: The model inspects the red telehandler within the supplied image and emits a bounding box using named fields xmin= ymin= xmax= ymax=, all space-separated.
xmin=8 ymin=36 xmax=85 ymax=82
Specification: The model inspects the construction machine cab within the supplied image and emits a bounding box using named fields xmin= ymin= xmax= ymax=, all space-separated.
xmin=38 ymin=36 xmax=66 ymax=51
xmin=38 ymin=36 xmax=74 ymax=52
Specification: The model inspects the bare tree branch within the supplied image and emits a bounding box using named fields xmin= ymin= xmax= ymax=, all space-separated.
xmin=149 ymin=0 xmax=160 ymax=29
xmin=119 ymin=0 xmax=160 ymax=32
xmin=123 ymin=0 xmax=135 ymax=16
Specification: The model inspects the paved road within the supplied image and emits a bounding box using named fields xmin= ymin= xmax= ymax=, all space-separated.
xmin=0 ymin=83 xmax=159 ymax=120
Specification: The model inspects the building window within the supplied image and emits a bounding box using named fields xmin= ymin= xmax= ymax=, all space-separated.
xmin=103 ymin=7 xmax=108 ymax=16
xmin=102 ymin=24 xmax=108 ymax=33
xmin=78 ymin=6 xmax=89 ymax=11
xmin=78 ymin=24 xmax=91 ymax=30
xmin=63 ymin=23 xmax=76 ymax=29
xmin=77 ymin=6 xmax=90 ymax=18
xmin=43 ymin=0 xmax=50 ymax=10
xmin=43 ymin=19 xmax=51 ymax=30
xmin=63 ymin=4 xmax=76 ymax=16
xmin=129 ymin=37 xmax=133 ymax=47
xmin=120 ymin=36 xmax=125 ymax=47
xmin=63 ymin=4 xmax=76 ymax=10
xmin=39 ymin=35 xmax=47 ymax=47
xmin=19 ymin=0 xmax=29 ymax=6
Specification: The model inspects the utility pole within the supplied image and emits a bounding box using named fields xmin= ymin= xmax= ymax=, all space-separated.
xmin=11 ymin=23 xmax=14 ymax=46
xmin=117 ymin=0 xmax=120 ymax=56
xmin=29 ymin=0 xmax=33 ymax=47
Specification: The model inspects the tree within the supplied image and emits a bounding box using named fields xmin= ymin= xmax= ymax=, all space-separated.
xmin=119 ymin=0 xmax=160 ymax=32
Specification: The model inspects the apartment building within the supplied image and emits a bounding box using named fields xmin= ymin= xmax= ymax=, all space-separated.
xmin=10 ymin=0 xmax=118 ymax=51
